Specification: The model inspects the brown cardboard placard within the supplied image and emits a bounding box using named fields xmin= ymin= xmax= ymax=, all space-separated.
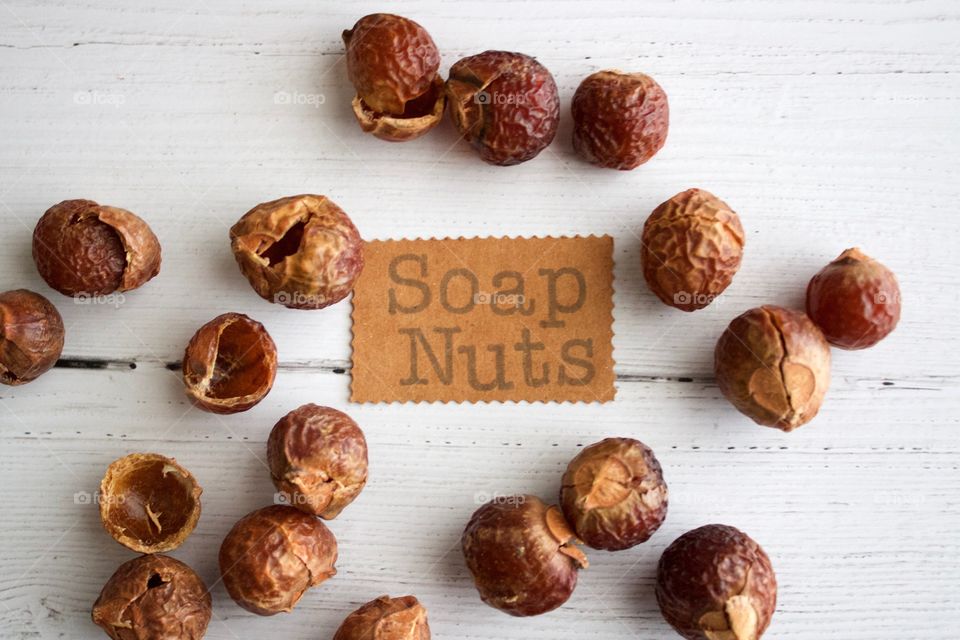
xmin=350 ymin=235 xmax=615 ymax=403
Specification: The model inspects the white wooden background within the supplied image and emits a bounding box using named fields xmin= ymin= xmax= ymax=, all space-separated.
xmin=0 ymin=1 xmax=958 ymax=638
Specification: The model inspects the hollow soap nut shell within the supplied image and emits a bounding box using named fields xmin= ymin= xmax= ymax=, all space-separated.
xmin=98 ymin=453 xmax=202 ymax=554
xmin=806 ymin=247 xmax=901 ymax=350
xmin=230 ymin=195 xmax=365 ymax=310
xmin=642 ymin=189 xmax=745 ymax=311
xmin=32 ymin=199 xmax=161 ymax=297
xmin=572 ymin=70 xmax=669 ymax=170
xmin=656 ymin=524 xmax=777 ymax=640
xmin=92 ymin=554 xmax=212 ymax=640
xmin=461 ymin=495 xmax=588 ymax=617
xmin=219 ymin=504 xmax=338 ymax=616
xmin=0 ymin=289 xmax=64 ymax=386
xmin=560 ymin=437 xmax=668 ymax=551
xmin=333 ymin=595 xmax=431 ymax=640
xmin=445 ymin=51 xmax=560 ymax=166
xmin=714 ymin=306 xmax=831 ymax=431
xmin=268 ymin=404 xmax=369 ymax=519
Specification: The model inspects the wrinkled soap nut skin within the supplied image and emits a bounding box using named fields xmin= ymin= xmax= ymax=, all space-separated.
xmin=219 ymin=504 xmax=338 ymax=616
xmin=806 ymin=247 xmax=901 ymax=350
xmin=642 ymin=189 xmax=745 ymax=312
xmin=92 ymin=554 xmax=212 ymax=640
xmin=560 ymin=437 xmax=668 ymax=551
xmin=445 ymin=51 xmax=560 ymax=166
xmin=656 ymin=524 xmax=777 ymax=640
xmin=268 ymin=404 xmax=369 ymax=519
xmin=572 ymin=70 xmax=669 ymax=170
xmin=333 ymin=595 xmax=431 ymax=640
xmin=33 ymin=199 xmax=161 ymax=297
xmin=0 ymin=289 xmax=64 ymax=386
xmin=461 ymin=495 xmax=588 ymax=617
xmin=230 ymin=195 xmax=365 ymax=310
xmin=714 ymin=306 xmax=831 ymax=431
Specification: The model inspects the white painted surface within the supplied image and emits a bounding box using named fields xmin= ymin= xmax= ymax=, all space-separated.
xmin=0 ymin=1 xmax=958 ymax=638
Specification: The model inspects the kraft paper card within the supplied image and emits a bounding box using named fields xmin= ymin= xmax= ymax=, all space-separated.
xmin=350 ymin=236 xmax=616 ymax=403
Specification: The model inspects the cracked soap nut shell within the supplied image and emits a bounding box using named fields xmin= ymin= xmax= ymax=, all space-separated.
xmin=642 ymin=189 xmax=745 ymax=311
xmin=99 ymin=453 xmax=202 ymax=553
xmin=92 ymin=554 xmax=211 ymax=640
xmin=343 ymin=13 xmax=445 ymax=141
xmin=715 ymin=306 xmax=830 ymax=431
xmin=461 ymin=495 xmax=588 ymax=617
xmin=219 ymin=504 xmax=338 ymax=616
xmin=333 ymin=595 xmax=431 ymax=640
xmin=230 ymin=195 xmax=365 ymax=310
xmin=33 ymin=199 xmax=161 ymax=297
xmin=806 ymin=247 xmax=901 ymax=350
xmin=656 ymin=524 xmax=777 ymax=640
xmin=446 ymin=51 xmax=560 ymax=166
xmin=572 ymin=70 xmax=669 ymax=170
xmin=268 ymin=404 xmax=368 ymax=519
xmin=0 ymin=289 xmax=64 ymax=386
xmin=560 ymin=437 xmax=668 ymax=551
xmin=182 ymin=312 xmax=277 ymax=414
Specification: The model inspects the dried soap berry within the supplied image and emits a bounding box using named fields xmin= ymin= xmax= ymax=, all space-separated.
xmin=656 ymin=524 xmax=777 ymax=640
xmin=642 ymin=189 xmax=745 ymax=311
xmin=230 ymin=194 xmax=365 ymax=309
xmin=0 ymin=289 xmax=64 ymax=385
xmin=268 ymin=404 xmax=368 ymax=519
xmin=33 ymin=199 xmax=160 ymax=297
xmin=182 ymin=313 xmax=277 ymax=414
xmin=333 ymin=595 xmax=430 ymax=640
xmin=219 ymin=504 xmax=338 ymax=615
xmin=92 ymin=554 xmax=211 ymax=640
xmin=461 ymin=495 xmax=588 ymax=617
xmin=560 ymin=437 xmax=667 ymax=551
xmin=572 ymin=70 xmax=669 ymax=169
xmin=714 ymin=306 xmax=830 ymax=431
xmin=806 ymin=247 xmax=901 ymax=349
xmin=446 ymin=51 xmax=560 ymax=165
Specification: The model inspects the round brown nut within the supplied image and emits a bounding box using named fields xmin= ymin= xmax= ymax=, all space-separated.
xmin=0 ymin=289 xmax=64 ymax=385
xmin=268 ymin=404 xmax=369 ymax=519
xmin=715 ymin=306 xmax=831 ymax=431
xmin=642 ymin=189 xmax=745 ymax=311
xmin=806 ymin=247 xmax=901 ymax=350
xmin=446 ymin=51 xmax=560 ymax=166
xmin=656 ymin=524 xmax=777 ymax=640
xmin=343 ymin=13 xmax=445 ymax=141
xmin=33 ymin=199 xmax=160 ymax=297
xmin=182 ymin=312 xmax=277 ymax=414
xmin=462 ymin=495 xmax=588 ymax=617
xmin=219 ymin=504 xmax=338 ymax=615
xmin=229 ymin=195 xmax=365 ymax=310
xmin=560 ymin=437 xmax=668 ymax=551
xmin=333 ymin=595 xmax=430 ymax=640
xmin=572 ymin=70 xmax=669 ymax=170
xmin=92 ymin=554 xmax=211 ymax=640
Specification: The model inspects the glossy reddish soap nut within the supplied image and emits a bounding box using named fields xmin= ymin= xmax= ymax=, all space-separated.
xmin=32 ymin=199 xmax=161 ymax=297
xmin=230 ymin=195 xmax=365 ymax=309
xmin=805 ymin=247 xmax=901 ymax=349
xmin=219 ymin=504 xmax=338 ymax=616
xmin=268 ymin=404 xmax=369 ymax=519
xmin=446 ymin=51 xmax=560 ymax=165
xmin=182 ymin=313 xmax=277 ymax=414
xmin=0 ymin=289 xmax=64 ymax=386
xmin=656 ymin=524 xmax=777 ymax=640
xmin=560 ymin=437 xmax=668 ymax=551
xmin=572 ymin=70 xmax=669 ymax=170
xmin=714 ymin=306 xmax=831 ymax=431
xmin=92 ymin=554 xmax=212 ymax=640
xmin=333 ymin=595 xmax=431 ymax=640
xmin=461 ymin=495 xmax=588 ymax=617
